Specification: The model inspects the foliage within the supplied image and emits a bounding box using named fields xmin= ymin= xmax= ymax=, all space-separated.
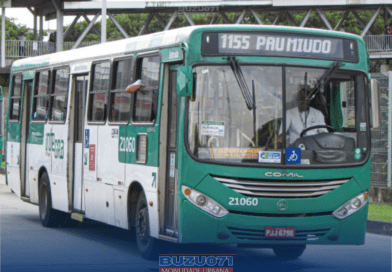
xmin=0 ymin=16 xmax=29 ymax=40
xmin=0 ymin=15 xmax=47 ymax=40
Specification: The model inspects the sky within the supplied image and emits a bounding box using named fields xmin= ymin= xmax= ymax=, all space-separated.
xmin=1 ymin=8 xmax=78 ymax=31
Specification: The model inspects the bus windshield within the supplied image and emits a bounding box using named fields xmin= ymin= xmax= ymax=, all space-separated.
xmin=188 ymin=64 xmax=369 ymax=166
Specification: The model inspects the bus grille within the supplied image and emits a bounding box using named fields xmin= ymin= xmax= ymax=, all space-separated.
xmin=214 ymin=176 xmax=351 ymax=198
xmin=227 ymin=226 xmax=330 ymax=241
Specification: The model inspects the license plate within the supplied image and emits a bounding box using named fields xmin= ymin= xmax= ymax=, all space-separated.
xmin=265 ymin=227 xmax=296 ymax=238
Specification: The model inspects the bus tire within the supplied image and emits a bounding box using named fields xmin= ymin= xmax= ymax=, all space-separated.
xmin=39 ymin=172 xmax=59 ymax=227
xmin=273 ymin=245 xmax=306 ymax=259
xmin=135 ymin=192 xmax=160 ymax=260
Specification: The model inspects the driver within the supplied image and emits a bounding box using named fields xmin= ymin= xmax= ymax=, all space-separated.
xmin=279 ymin=88 xmax=327 ymax=145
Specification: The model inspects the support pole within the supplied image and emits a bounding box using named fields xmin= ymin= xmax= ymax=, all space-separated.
xmin=39 ymin=15 xmax=43 ymax=41
xmin=1 ymin=7 xmax=5 ymax=68
xmin=33 ymin=8 xmax=37 ymax=40
xmin=72 ymin=13 xmax=100 ymax=49
xmin=300 ymin=8 xmax=312 ymax=27
xmin=63 ymin=14 xmax=81 ymax=40
xmin=164 ymin=11 xmax=178 ymax=31
xmin=83 ymin=14 xmax=101 ymax=38
xmin=108 ymin=12 xmax=129 ymax=38
xmin=139 ymin=13 xmax=154 ymax=36
xmin=220 ymin=12 xmax=232 ymax=24
xmin=101 ymin=0 xmax=106 ymax=43
xmin=155 ymin=13 xmax=166 ymax=29
xmin=360 ymin=7 xmax=381 ymax=38
xmin=249 ymin=9 xmax=263 ymax=25
xmin=56 ymin=8 xmax=63 ymax=52
xmin=315 ymin=8 xmax=333 ymax=30
xmin=334 ymin=9 xmax=350 ymax=30
xmin=388 ymin=72 xmax=392 ymax=187
xmin=387 ymin=6 xmax=392 ymax=18
xmin=285 ymin=10 xmax=296 ymax=26
xmin=181 ymin=11 xmax=195 ymax=26
xmin=273 ymin=11 xmax=283 ymax=25
xmin=236 ymin=9 xmax=247 ymax=24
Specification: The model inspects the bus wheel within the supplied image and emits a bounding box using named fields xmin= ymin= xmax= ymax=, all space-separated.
xmin=39 ymin=172 xmax=59 ymax=227
xmin=273 ymin=245 xmax=306 ymax=259
xmin=135 ymin=192 xmax=159 ymax=260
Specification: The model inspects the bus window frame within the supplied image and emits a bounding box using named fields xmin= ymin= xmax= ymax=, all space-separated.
xmin=48 ymin=65 xmax=70 ymax=124
xmin=32 ymin=68 xmax=51 ymax=124
xmin=108 ymin=55 xmax=134 ymax=126
xmin=184 ymin=61 xmax=371 ymax=169
xmin=87 ymin=59 xmax=112 ymax=126
xmin=131 ymin=51 xmax=161 ymax=127
xmin=9 ymin=73 xmax=23 ymax=123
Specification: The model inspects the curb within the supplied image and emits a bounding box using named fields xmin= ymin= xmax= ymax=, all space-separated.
xmin=366 ymin=219 xmax=392 ymax=236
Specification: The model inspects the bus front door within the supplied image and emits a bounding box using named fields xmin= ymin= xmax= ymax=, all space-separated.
xmin=69 ymin=74 xmax=88 ymax=212
xmin=20 ymin=79 xmax=33 ymax=198
xmin=160 ymin=65 xmax=179 ymax=237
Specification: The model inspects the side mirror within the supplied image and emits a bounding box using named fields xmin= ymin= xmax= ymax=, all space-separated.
xmin=126 ymin=79 xmax=145 ymax=93
xmin=370 ymin=79 xmax=381 ymax=129
xmin=177 ymin=66 xmax=193 ymax=97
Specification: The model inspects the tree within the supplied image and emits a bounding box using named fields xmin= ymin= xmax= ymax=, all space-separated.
xmin=0 ymin=16 xmax=30 ymax=40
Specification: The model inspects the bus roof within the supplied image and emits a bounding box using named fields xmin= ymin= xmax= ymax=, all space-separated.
xmin=11 ymin=25 xmax=365 ymax=72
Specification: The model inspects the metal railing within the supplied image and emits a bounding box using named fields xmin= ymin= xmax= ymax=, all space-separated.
xmin=3 ymin=40 xmax=100 ymax=59
xmin=364 ymin=35 xmax=392 ymax=52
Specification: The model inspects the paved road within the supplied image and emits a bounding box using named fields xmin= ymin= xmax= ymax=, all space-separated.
xmin=0 ymin=177 xmax=391 ymax=272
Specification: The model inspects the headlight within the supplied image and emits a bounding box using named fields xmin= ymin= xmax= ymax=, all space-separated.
xmin=182 ymin=186 xmax=229 ymax=218
xmin=332 ymin=192 xmax=369 ymax=220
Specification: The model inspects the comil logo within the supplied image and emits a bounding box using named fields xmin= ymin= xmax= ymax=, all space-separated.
xmin=159 ymin=255 xmax=234 ymax=272
xmin=265 ymin=172 xmax=304 ymax=178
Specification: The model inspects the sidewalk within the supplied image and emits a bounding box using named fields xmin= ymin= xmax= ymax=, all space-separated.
xmin=0 ymin=174 xmax=390 ymax=236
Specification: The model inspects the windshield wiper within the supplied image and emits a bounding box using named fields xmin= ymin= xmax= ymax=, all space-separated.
xmin=228 ymin=56 xmax=254 ymax=110
xmin=306 ymin=61 xmax=341 ymax=101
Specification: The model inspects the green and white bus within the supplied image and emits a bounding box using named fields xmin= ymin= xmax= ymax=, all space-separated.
xmin=6 ymin=25 xmax=378 ymax=259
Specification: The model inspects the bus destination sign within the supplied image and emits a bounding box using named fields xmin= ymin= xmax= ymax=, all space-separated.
xmin=202 ymin=32 xmax=358 ymax=62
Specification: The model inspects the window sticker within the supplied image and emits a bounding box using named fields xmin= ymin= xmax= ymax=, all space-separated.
xmin=200 ymin=121 xmax=225 ymax=137
xmin=286 ymin=147 xmax=301 ymax=164
xmin=89 ymin=144 xmax=96 ymax=171
xmin=301 ymin=159 xmax=310 ymax=165
xmin=354 ymin=148 xmax=362 ymax=160
xmin=170 ymin=154 xmax=175 ymax=177
xmin=360 ymin=122 xmax=366 ymax=131
xmin=85 ymin=129 xmax=90 ymax=148
xmin=258 ymin=151 xmax=281 ymax=163
xmin=198 ymin=148 xmax=262 ymax=159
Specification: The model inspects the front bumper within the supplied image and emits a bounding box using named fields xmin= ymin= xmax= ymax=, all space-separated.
xmin=179 ymin=199 xmax=368 ymax=245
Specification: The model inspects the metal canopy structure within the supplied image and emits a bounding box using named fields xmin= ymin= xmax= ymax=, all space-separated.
xmin=2 ymin=0 xmax=392 ymax=56
xmin=65 ymin=1 xmax=392 ymax=49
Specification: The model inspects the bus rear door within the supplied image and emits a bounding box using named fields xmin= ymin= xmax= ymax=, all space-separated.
xmin=20 ymin=77 xmax=33 ymax=199
xmin=69 ymin=74 xmax=88 ymax=212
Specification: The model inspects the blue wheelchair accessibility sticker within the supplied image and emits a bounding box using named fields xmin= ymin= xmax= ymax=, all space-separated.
xmin=286 ymin=148 xmax=301 ymax=164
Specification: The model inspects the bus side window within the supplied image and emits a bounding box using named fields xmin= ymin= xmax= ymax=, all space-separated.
xmin=10 ymin=74 xmax=22 ymax=121
xmin=109 ymin=57 xmax=133 ymax=123
xmin=133 ymin=55 xmax=160 ymax=124
xmin=33 ymin=70 xmax=50 ymax=121
xmin=88 ymin=61 xmax=110 ymax=123
xmin=49 ymin=68 xmax=69 ymax=122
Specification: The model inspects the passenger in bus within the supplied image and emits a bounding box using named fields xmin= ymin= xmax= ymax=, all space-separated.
xmin=279 ymin=88 xmax=327 ymax=145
